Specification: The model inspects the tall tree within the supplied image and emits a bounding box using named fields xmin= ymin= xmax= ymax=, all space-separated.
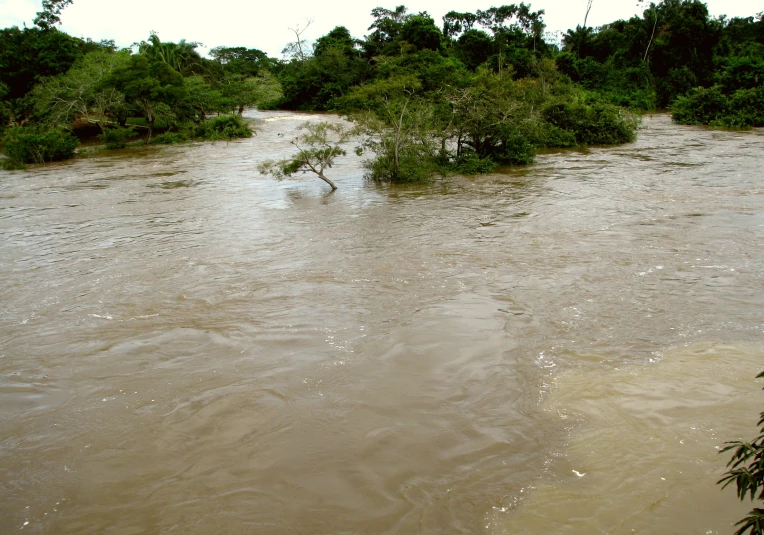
xmin=103 ymin=54 xmax=187 ymax=142
xmin=137 ymin=33 xmax=204 ymax=76
xmin=259 ymin=121 xmax=354 ymax=190
xmin=31 ymin=49 xmax=130 ymax=132
xmin=34 ymin=0 xmax=73 ymax=30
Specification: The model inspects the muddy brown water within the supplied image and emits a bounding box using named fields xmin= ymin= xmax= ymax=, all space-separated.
xmin=1 ymin=112 xmax=763 ymax=534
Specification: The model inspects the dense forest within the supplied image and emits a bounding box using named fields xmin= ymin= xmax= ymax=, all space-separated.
xmin=0 ymin=0 xmax=762 ymax=179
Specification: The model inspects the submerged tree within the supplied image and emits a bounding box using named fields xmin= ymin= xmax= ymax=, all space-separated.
xmin=719 ymin=370 xmax=764 ymax=535
xmin=219 ymin=71 xmax=282 ymax=115
xmin=343 ymin=76 xmax=440 ymax=183
xmin=259 ymin=121 xmax=353 ymax=190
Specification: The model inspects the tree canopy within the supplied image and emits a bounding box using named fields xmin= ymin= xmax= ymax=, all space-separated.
xmin=2 ymin=0 xmax=762 ymax=170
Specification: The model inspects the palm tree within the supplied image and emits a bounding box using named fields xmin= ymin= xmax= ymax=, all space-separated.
xmin=138 ymin=33 xmax=203 ymax=76
xmin=563 ymin=25 xmax=595 ymax=58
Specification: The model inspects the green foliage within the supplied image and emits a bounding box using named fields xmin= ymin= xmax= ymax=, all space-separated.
xmin=275 ymin=26 xmax=367 ymax=111
xmin=0 ymin=158 xmax=28 ymax=170
xmin=718 ymin=56 xmax=764 ymax=92
xmin=5 ymin=0 xmax=760 ymax=156
xmin=445 ymin=71 xmax=553 ymax=164
xmin=259 ymin=121 xmax=353 ymax=190
xmin=519 ymin=118 xmax=577 ymax=148
xmin=400 ymin=15 xmax=444 ymax=52
xmin=542 ymin=102 xmax=639 ymax=145
xmin=447 ymin=151 xmax=498 ymax=174
xmin=102 ymin=54 xmax=187 ymax=140
xmin=671 ymin=85 xmax=728 ymax=125
xmin=657 ymin=67 xmax=698 ymax=106
xmin=1 ymin=127 xmax=78 ymax=164
xmin=137 ymin=33 xmax=205 ymax=77
xmin=218 ymin=72 xmax=282 ymax=115
xmin=30 ymin=49 xmax=130 ymax=130
xmin=452 ymin=29 xmax=494 ymax=70
xmin=34 ymin=0 xmax=73 ymax=30
xmin=363 ymin=147 xmax=437 ymax=183
xmin=183 ymin=75 xmax=224 ymax=120
xmin=718 ymin=370 xmax=764 ymax=535
xmin=210 ymin=46 xmax=274 ymax=77
xmin=149 ymin=132 xmax=187 ymax=145
xmin=725 ymin=87 xmax=764 ymax=127
xmin=556 ymin=54 xmax=656 ymax=109
xmin=0 ymin=26 xmax=98 ymax=102
xmin=189 ymin=114 xmax=253 ymax=140
xmin=347 ymin=79 xmax=439 ymax=183
xmin=364 ymin=5 xmax=412 ymax=57
xmin=490 ymin=128 xmax=536 ymax=165
xmin=98 ymin=126 xmax=135 ymax=149
xmin=672 ymin=85 xmax=764 ymax=128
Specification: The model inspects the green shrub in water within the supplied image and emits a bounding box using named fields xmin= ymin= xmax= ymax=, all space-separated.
xmin=723 ymin=87 xmax=764 ymax=128
xmin=519 ymin=118 xmax=577 ymax=149
xmin=98 ymin=126 xmax=135 ymax=149
xmin=672 ymin=85 xmax=729 ymax=126
xmin=672 ymin=85 xmax=764 ymax=128
xmin=191 ymin=114 xmax=253 ymax=140
xmin=0 ymin=157 xmax=28 ymax=170
xmin=1 ymin=127 xmax=79 ymax=165
xmin=449 ymin=152 xmax=498 ymax=175
xmin=150 ymin=132 xmax=189 ymax=145
xmin=490 ymin=127 xmax=536 ymax=165
xmin=363 ymin=149 xmax=437 ymax=183
xmin=543 ymin=102 xmax=639 ymax=146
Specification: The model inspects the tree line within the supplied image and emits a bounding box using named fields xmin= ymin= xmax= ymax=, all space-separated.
xmin=0 ymin=0 xmax=762 ymax=178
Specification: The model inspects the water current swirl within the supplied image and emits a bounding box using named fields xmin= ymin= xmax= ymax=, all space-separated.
xmin=1 ymin=112 xmax=763 ymax=534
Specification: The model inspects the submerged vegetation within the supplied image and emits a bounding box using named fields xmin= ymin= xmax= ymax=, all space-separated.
xmin=259 ymin=121 xmax=354 ymax=190
xmin=1 ymin=127 xmax=78 ymax=169
xmin=0 ymin=0 xmax=762 ymax=178
xmin=719 ymin=371 xmax=764 ymax=535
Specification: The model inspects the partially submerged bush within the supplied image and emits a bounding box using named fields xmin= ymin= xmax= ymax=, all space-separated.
xmin=363 ymin=146 xmax=438 ymax=183
xmin=259 ymin=121 xmax=352 ymax=190
xmin=190 ymin=114 xmax=253 ymax=140
xmin=150 ymin=132 xmax=188 ymax=145
xmin=519 ymin=119 xmax=577 ymax=149
xmin=672 ymin=85 xmax=764 ymax=128
xmin=447 ymin=151 xmax=498 ymax=175
xmin=490 ymin=128 xmax=536 ymax=165
xmin=725 ymin=87 xmax=764 ymax=127
xmin=543 ymin=102 xmax=639 ymax=145
xmin=672 ymin=86 xmax=729 ymax=125
xmin=98 ymin=126 xmax=135 ymax=149
xmin=145 ymin=115 xmax=253 ymax=146
xmin=1 ymin=127 xmax=79 ymax=165
xmin=0 ymin=158 xmax=28 ymax=170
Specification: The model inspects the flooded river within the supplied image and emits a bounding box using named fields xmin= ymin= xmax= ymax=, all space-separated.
xmin=1 ymin=113 xmax=763 ymax=534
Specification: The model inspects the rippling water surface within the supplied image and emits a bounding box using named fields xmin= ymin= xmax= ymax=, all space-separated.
xmin=1 ymin=113 xmax=763 ymax=534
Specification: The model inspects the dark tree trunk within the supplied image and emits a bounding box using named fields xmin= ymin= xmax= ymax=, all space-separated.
xmin=317 ymin=172 xmax=338 ymax=190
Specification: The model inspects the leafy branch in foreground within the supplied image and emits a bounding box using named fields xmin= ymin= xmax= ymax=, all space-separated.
xmin=719 ymin=370 xmax=764 ymax=535
xmin=258 ymin=121 xmax=354 ymax=191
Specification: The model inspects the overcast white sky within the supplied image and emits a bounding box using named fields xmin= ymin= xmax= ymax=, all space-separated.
xmin=1 ymin=0 xmax=761 ymax=57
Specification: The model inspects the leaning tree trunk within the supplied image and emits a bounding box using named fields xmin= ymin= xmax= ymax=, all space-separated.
xmin=317 ymin=172 xmax=338 ymax=191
